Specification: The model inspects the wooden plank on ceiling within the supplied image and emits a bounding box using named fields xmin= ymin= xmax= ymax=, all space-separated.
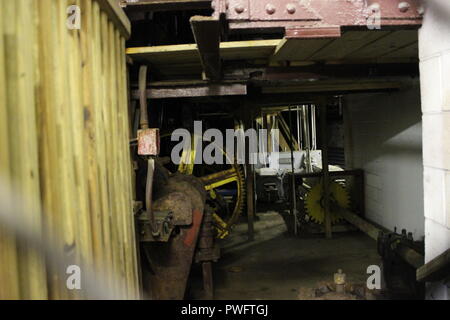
xmin=261 ymin=80 xmax=403 ymax=94
xmin=126 ymin=39 xmax=279 ymax=65
xmin=345 ymin=30 xmax=418 ymax=59
xmin=309 ymin=30 xmax=391 ymax=61
xmin=271 ymin=38 xmax=332 ymax=62
xmin=126 ymin=43 xmax=200 ymax=64
xmin=381 ymin=42 xmax=418 ymax=59
xmin=221 ymin=40 xmax=279 ymax=60
xmin=123 ymin=0 xmax=212 ymax=12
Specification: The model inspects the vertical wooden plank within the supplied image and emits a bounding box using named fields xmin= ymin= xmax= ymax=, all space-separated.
xmin=101 ymin=12 xmax=118 ymax=295
xmin=0 ymin=0 xmax=21 ymax=300
xmin=36 ymin=0 xmax=66 ymax=299
xmin=93 ymin=3 xmax=114 ymax=293
xmin=50 ymin=0 xmax=80 ymax=299
xmin=116 ymin=31 xmax=138 ymax=299
xmin=80 ymin=0 xmax=105 ymax=278
xmin=66 ymin=0 xmax=94 ymax=282
xmin=108 ymin=20 xmax=126 ymax=296
xmin=4 ymin=0 xmax=48 ymax=299
xmin=113 ymin=29 xmax=129 ymax=298
xmin=119 ymin=34 xmax=140 ymax=299
xmin=1 ymin=0 xmax=138 ymax=299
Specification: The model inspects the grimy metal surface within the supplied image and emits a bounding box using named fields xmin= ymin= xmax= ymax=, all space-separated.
xmin=142 ymin=174 xmax=207 ymax=300
xmin=212 ymin=0 xmax=423 ymax=32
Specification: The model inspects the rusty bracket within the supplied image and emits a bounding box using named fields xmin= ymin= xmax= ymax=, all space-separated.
xmin=139 ymin=210 xmax=175 ymax=242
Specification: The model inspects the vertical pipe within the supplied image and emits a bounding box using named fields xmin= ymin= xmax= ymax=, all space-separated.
xmin=296 ymin=107 xmax=301 ymax=151
xmin=311 ymin=104 xmax=317 ymax=150
xmin=139 ymin=65 xmax=149 ymax=129
xmin=303 ymin=105 xmax=312 ymax=172
xmin=271 ymin=115 xmax=277 ymax=153
xmin=246 ymin=114 xmax=255 ymax=241
xmin=320 ymin=100 xmax=332 ymax=239
xmin=262 ymin=113 xmax=268 ymax=167
xmin=288 ymin=106 xmax=298 ymax=235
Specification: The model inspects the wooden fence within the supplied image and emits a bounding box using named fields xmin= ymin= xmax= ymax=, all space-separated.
xmin=0 ymin=0 xmax=139 ymax=299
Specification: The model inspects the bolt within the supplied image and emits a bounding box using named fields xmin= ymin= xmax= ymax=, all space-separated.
xmin=235 ymin=4 xmax=244 ymax=14
xmin=286 ymin=3 xmax=296 ymax=14
xmin=369 ymin=3 xmax=380 ymax=13
xmin=417 ymin=5 xmax=425 ymax=16
xmin=398 ymin=2 xmax=410 ymax=13
xmin=266 ymin=4 xmax=276 ymax=15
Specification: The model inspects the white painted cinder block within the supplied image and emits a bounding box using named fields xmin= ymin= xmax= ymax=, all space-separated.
xmin=447 ymin=169 xmax=450 ymax=230
xmin=422 ymin=113 xmax=450 ymax=171
xmin=419 ymin=56 xmax=442 ymax=113
xmin=424 ymin=218 xmax=450 ymax=263
xmin=426 ymin=281 xmax=450 ymax=300
xmin=442 ymin=52 xmax=450 ymax=109
xmin=423 ymin=167 xmax=447 ymax=226
xmin=419 ymin=0 xmax=450 ymax=60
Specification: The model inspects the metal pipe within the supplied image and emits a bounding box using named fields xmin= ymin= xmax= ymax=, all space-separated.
xmin=303 ymin=105 xmax=312 ymax=172
xmin=296 ymin=107 xmax=301 ymax=151
xmin=271 ymin=115 xmax=277 ymax=153
xmin=139 ymin=65 xmax=149 ymax=129
xmin=334 ymin=205 xmax=424 ymax=269
xmin=311 ymin=104 xmax=317 ymax=150
xmin=288 ymin=106 xmax=298 ymax=235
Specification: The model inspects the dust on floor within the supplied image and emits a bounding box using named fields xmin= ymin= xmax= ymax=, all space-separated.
xmin=189 ymin=211 xmax=381 ymax=300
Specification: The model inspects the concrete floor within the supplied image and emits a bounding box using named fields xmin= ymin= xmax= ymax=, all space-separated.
xmin=189 ymin=211 xmax=381 ymax=300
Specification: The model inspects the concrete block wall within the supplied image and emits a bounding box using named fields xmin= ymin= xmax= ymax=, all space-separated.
xmin=345 ymin=80 xmax=424 ymax=239
xmin=419 ymin=0 xmax=450 ymax=300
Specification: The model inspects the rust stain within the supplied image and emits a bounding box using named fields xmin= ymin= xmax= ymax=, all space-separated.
xmin=183 ymin=209 xmax=203 ymax=248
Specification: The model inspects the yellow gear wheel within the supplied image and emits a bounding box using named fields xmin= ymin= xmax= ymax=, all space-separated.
xmin=160 ymin=132 xmax=246 ymax=238
xmin=305 ymin=181 xmax=350 ymax=224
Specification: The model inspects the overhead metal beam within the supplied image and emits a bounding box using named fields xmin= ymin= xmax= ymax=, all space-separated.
xmin=219 ymin=0 xmax=423 ymax=33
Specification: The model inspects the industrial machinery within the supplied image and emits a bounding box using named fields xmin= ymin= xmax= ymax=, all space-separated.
xmin=138 ymin=163 xmax=210 ymax=299
xmin=253 ymin=104 xmax=356 ymax=235
xmin=159 ymin=132 xmax=247 ymax=239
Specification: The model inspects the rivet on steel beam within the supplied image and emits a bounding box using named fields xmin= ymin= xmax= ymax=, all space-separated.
xmin=417 ymin=5 xmax=425 ymax=16
xmin=369 ymin=3 xmax=380 ymax=13
xmin=235 ymin=5 xmax=244 ymax=14
xmin=286 ymin=3 xmax=296 ymax=14
xmin=266 ymin=4 xmax=276 ymax=15
xmin=398 ymin=2 xmax=410 ymax=13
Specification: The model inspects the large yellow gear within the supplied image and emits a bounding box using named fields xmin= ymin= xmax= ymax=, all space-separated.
xmin=305 ymin=181 xmax=350 ymax=224
xmin=160 ymin=132 xmax=246 ymax=238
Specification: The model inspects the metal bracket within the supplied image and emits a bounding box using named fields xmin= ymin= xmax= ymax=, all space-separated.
xmin=139 ymin=210 xmax=175 ymax=242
